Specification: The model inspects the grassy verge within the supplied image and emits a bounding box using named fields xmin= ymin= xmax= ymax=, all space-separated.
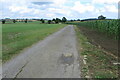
xmin=74 ymin=25 xmax=118 ymax=78
xmin=2 ymin=22 xmax=67 ymax=62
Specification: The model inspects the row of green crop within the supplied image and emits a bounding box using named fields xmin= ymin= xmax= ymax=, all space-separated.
xmin=68 ymin=20 xmax=119 ymax=39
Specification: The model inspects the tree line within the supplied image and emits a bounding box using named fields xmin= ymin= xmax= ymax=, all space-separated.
xmin=2 ymin=17 xmax=67 ymax=24
xmin=2 ymin=15 xmax=107 ymax=24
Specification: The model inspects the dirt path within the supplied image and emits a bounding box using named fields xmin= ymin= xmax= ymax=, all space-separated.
xmin=2 ymin=25 xmax=80 ymax=78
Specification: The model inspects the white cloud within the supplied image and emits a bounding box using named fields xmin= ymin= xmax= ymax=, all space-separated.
xmin=9 ymin=6 xmax=26 ymax=12
xmin=52 ymin=0 xmax=67 ymax=5
xmin=72 ymin=1 xmax=95 ymax=13
xmin=92 ymin=0 xmax=119 ymax=4
xmin=1 ymin=0 xmax=118 ymax=19
xmin=94 ymin=8 xmax=106 ymax=16
xmin=6 ymin=0 xmax=68 ymax=14
xmin=48 ymin=8 xmax=66 ymax=14
xmin=46 ymin=13 xmax=55 ymax=17
xmin=9 ymin=5 xmax=42 ymax=15
xmin=105 ymin=5 xmax=118 ymax=13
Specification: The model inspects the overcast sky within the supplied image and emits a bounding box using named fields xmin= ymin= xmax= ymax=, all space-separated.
xmin=1 ymin=0 xmax=119 ymax=19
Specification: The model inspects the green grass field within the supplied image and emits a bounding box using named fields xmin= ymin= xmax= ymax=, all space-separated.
xmin=2 ymin=22 xmax=67 ymax=62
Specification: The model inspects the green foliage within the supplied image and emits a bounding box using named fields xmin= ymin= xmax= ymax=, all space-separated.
xmin=77 ymin=19 xmax=80 ymax=21
xmin=68 ymin=19 xmax=119 ymax=39
xmin=52 ymin=18 xmax=56 ymax=21
xmin=62 ymin=17 xmax=67 ymax=23
xmin=2 ymin=20 xmax=6 ymax=24
xmin=25 ymin=19 xmax=28 ymax=23
xmin=98 ymin=15 xmax=106 ymax=20
xmin=13 ymin=19 xmax=16 ymax=23
xmin=48 ymin=20 xmax=52 ymax=24
xmin=55 ymin=18 xmax=61 ymax=24
xmin=40 ymin=19 xmax=45 ymax=23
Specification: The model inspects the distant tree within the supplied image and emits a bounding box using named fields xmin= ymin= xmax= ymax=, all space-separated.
xmin=98 ymin=15 xmax=106 ymax=20
xmin=48 ymin=20 xmax=51 ymax=24
xmin=70 ymin=20 xmax=73 ymax=22
xmin=62 ymin=17 xmax=67 ymax=23
xmin=58 ymin=18 xmax=62 ymax=22
xmin=40 ymin=19 xmax=43 ymax=21
xmin=41 ymin=19 xmax=45 ymax=23
xmin=52 ymin=18 xmax=56 ymax=24
xmin=13 ymin=19 xmax=16 ymax=23
xmin=74 ymin=20 xmax=76 ymax=21
xmin=25 ymin=19 xmax=28 ymax=23
xmin=52 ymin=18 xmax=56 ymax=21
xmin=55 ymin=20 xmax=58 ymax=24
xmin=39 ymin=19 xmax=43 ymax=23
xmin=2 ymin=20 xmax=6 ymax=24
xmin=77 ymin=19 xmax=80 ymax=21
xmin=55 ymin=18 xmax=61 ymax=24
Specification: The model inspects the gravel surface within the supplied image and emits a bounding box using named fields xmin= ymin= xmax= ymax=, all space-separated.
xmin=2 ymin=25 xmax=80 ymax=78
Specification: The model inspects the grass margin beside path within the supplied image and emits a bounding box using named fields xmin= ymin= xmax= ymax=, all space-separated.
xmin=74 ymin=25 xmax=118 ymax=79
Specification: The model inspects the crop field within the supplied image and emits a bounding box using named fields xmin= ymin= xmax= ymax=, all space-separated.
xmin=67 ymin=19 xmax=119 ymax=39
xmin=2 ymin=22 xmax=67 ymax=62
xmin=67 ymin=20 xmax=119 ymax=78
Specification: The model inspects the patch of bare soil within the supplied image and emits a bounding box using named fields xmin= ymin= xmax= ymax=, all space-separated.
xmin=78 ymin=26 xmax=118 ymax=57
